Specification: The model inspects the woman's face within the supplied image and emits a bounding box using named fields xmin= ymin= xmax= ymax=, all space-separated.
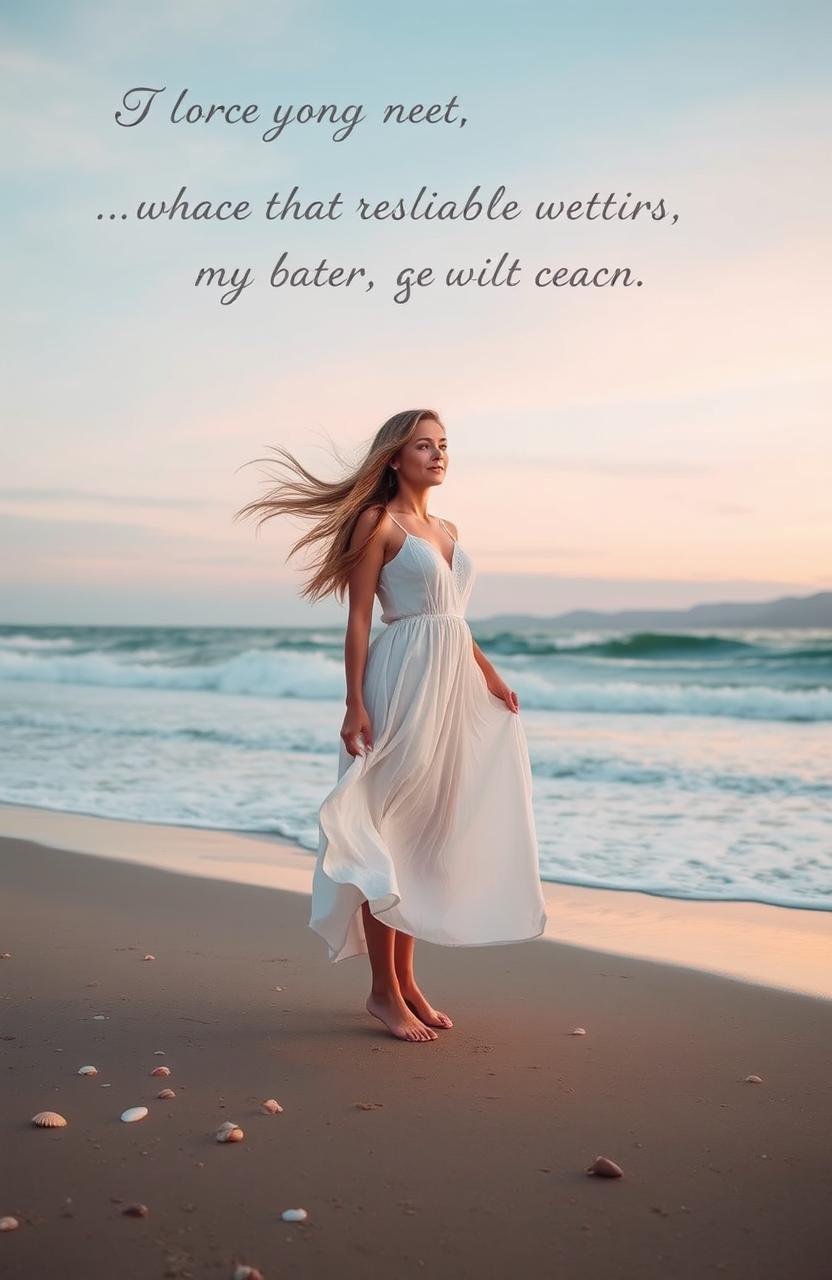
xmin=394 ymin=420 xmax=448 ymax=487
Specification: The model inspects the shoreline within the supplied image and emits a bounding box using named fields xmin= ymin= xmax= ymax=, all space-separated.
xmin=1 ymin=801 xmax=830 ymax=1000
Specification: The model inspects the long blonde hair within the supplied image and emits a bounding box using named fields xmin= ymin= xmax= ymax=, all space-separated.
xmin=234 ymin=409 xmax=444 ymax=603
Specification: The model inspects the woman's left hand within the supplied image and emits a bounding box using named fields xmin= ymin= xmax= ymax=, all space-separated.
xmin=484 ymin=671 xmax=519 ymax=713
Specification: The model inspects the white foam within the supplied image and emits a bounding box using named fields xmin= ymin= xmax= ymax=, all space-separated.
xmin=1 ymin=647 xmax=829 ymax=720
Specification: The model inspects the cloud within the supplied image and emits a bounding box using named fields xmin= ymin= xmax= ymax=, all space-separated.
xmin=0 ymin=487 xmax=223 ymax=508
xmin=0 ymin=510 xmax=181 ymax=553
xmin=464 ymin=456 xmax=713 ymax=478
xmin=712 ymin=503 xmax=753 ymax=516
xmin=475 ymin=545 xmax=597 ymax=559
xmin=3 ymin=11 xmax=830 ymax=618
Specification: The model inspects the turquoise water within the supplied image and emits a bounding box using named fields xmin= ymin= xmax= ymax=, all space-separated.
xmin=0 ymin=623 xmax=829 ymax=910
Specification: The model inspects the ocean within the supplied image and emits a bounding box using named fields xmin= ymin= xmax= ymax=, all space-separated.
xmin=0 ymin=623 xmax=829 ymax=911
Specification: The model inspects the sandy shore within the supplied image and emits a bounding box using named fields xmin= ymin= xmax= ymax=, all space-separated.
xmin=1 ymin=802 xmax=830 ymax=1000
xmin=2 ymin=827 xmax=831 ymax=1278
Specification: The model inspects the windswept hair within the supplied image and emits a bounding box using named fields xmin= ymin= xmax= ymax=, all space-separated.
xmin=234 ymin=409 xmax=444 ymax=603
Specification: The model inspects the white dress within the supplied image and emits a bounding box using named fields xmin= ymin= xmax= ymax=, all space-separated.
xmin=309 ymin=509 xmax=548 ymax=963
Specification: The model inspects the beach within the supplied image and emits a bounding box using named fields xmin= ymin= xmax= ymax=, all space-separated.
xmin=2 ymin=811 xmax=831 ymax=1279
xmin=6 ymin=0 xmax=831 ymax=1275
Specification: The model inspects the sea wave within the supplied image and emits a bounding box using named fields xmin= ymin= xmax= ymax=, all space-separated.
xmin=0 ymin=646 xmax=347 ymax=700
xmin=515 ymin=674 xmax=832 ymax=720
xmin=1 ymin=645 xmax=830 ymax=720
xmin=529 ymin=755 xmax=832 ymax=795
xmin=479 ymin=629 xmax=832 ymax=662
xmin=0 ymin=633 xmax=77 ymax=651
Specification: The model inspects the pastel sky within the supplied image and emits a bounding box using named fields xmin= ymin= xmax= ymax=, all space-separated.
xmin=2 ymin=0 xmax=830 ymax=625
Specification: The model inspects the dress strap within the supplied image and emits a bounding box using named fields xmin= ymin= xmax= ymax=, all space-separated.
xmin=385 ymin=508 xmax=408 ymax=534
xmin=386 ymin=507 xmax=456 ymax=542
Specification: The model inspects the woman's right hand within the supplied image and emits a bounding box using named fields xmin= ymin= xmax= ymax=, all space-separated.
xmin=341 ymin=702 xmax=374 ymax=757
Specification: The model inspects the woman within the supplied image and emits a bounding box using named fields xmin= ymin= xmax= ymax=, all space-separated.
xmin=237 ymin=409 xmax=547 ymax=1043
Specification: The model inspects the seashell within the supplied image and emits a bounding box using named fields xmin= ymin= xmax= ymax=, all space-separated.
xmin=0 ymin=952 xmax=11 ymax=959
xmin=120 ymin=1106 xmax=149 ymax=1123
xmin=150 ymin=1065 xmax=171 ymax=1077
xmin=0 ymin=1217 xmax=20 ymax=1231
xmin=122 ymin=1202 xmax=149 ymax=1217
xmin=92 ymin=1014 xmax=109 ymax=1020
xmin=157 ymin=1088 xmax=176 ymax=1100
xmin=586 ymin=1155 xmax=623 ymax=1177
xmin=78 ymin=1065 xmax=99 ymax=1076
xmin=744 ymin=1074 xmax=763 ymax=1083
xmin=261 ymin=1099 xmax=284 ymax=1114
xmin=100 ymin=1083 xmax=112 ymax=1088
xmin=153 ymin=1050 xmax=166 ymax=1055
xmin=570 ymin=1027 xmax=587 ymax=1035
xmin=281 ymin=1207 xmax=308 ymax=1222
xmin=233 ymin=1267 xmax=264 ymax=1280
xmin=143 ymin=955 xmax=155 ymax=961
xmin=216 ymin=1122 xmax=244 ymax=1143
xmin=31 ymin=1111 xmax=68 ymax=1128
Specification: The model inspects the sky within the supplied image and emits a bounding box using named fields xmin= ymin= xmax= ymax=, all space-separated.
xmin=1 ymin=0 xmax=830 ymax=626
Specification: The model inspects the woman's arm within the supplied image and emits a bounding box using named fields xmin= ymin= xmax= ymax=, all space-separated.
xmin=472 ymin=638 xmax=498 ymax=682
xmin=339 ymin=507 xmax=390 ymax=755
xmin=343 ymin=506 xmax=385 ymax=708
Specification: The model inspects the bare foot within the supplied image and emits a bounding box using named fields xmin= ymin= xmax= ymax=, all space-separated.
xmin=400 ymin=982 xmax=454 ymax=1029
xmin=365 ymin=992 xmax=439 ymax=1042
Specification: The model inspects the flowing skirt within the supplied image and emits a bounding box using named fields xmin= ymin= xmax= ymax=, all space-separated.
xmin=310 ymin=614 xmax=548 ymax=962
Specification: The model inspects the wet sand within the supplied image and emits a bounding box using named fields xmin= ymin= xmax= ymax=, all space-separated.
xmin=2 ymin=802 xmax=830 ymax=1000
xmin=1 ymin=829 xmax=831 ymax=1279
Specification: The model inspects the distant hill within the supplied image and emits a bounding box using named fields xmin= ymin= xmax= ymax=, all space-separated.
xmin=473 ymin=591 xmax=832 ymax=631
